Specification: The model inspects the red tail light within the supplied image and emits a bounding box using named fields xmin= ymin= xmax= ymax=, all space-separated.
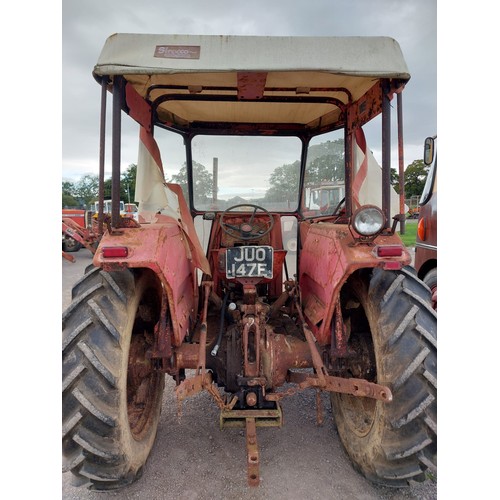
xmin=102 ymin=246 xmax=129 ymax=258
xmin=417 ymin=218 xmax=426 ymax=241
xmin=375 ymin=245 xmax=403 ymax=257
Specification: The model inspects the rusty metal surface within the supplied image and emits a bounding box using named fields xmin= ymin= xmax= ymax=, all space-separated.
xmin=196 ymin=282 xmax=213 ymax=377
xmin=288 ymin=371 xmax=392 ymax=402
xmin=175 ymin=372 xmax=210 ymax=403
xmin=62 ymin=218 xmax=98 ymax=253
xmin=295 ymin=303 xmax=328 ymax=385
xmin=173 ymin=343 xmax=199 ymax=370
xmin=245 ymin=417 xmax=260 ymax=487
xmin=261 ymin=330 xmax=312 ymax=388
xmin=397 ymin=92 xmax=406 ymax=234
xmin=61 ymin=250 xmax=438 ymax=491
xmin=220 ymin=406 xmax=283 ymax=429
xmin=381 ymin=79 xmax=391 ymax=227
xmin=298 ymin=222 xmax=410 ymax=344
xmin=98 ymin=77 xmax=108 ymax=235
xmin=62 ymin=251 xmax=75 ymax=263
xmin=331 ymin=298 xmax=348 ymax=358
xmin=60 ymin=29 xmax=439 ymax=493
xmin=146 ymin=289 xmax=173 ymax=364
xmin=237 ymin=72 xmax=268 ymax=100
xmin=242 ymin=317 xmax=260 ymax=377
xmin=94 ymin=222 xmax=197 ymax=346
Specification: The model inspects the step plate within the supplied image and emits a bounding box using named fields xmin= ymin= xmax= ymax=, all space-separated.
xmin=220 ymin=405 xmax=283 ymax=429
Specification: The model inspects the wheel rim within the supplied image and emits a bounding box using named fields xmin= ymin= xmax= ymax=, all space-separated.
xmin=336 ymin=334 xmax=377 ymax=437
xmin=64 ymin=237 xmax=79 ymax=250
xmin=335 ymin=288 xmax=378 ymax=437
xmin=424 ymin=271 xmax=437 ymax=311
xmin=430 ymin=284 xmax=437 ymax=310
xmin=126 ymin=292 xmax=163 ymax=441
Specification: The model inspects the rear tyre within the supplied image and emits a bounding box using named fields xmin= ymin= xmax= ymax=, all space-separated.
xmin=422 ymin=268 xmax=437 ymax=310
xmin=62 ymin=267 xmax=165 ymax=490
xmin=331 ymin=267 xmax=437 ymax=487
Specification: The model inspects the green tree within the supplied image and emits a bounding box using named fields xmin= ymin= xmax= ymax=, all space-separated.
xmin=62 ymin=181 xmax=75 ymax=196
xmin=102 ymin=164 xmax=138 ymax=202
xmin=121 ymin=164 xmax=137 ymax=203
xmin=390 ymin=167 xmax=402 ymax=194
xmin=392 ymin=160 xmax=429 ymax=198
xmin=74 ymin=174 xmax=99 ymax=207
xmin=62 ymin=181 xmax=79 ymax=207
xmin=170 ymin=161 xmax=213 ymax=204
xmin=265 ymin=139 xmax=345 ymax=202
xmin=305 ymin=139 xmax=345 ymax=184
xmin=62 ymin=164 xmax=138 ymax=209
xmin=264 ymin=161 xmax=301 ymax=202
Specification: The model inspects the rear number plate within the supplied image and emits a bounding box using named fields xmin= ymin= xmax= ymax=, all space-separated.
xmin=226 ymin=246 xmax=273 ymax=279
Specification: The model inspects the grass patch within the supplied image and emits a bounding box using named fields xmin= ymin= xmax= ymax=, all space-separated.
xmin=398 ymin=220 xmax=417 ymax=247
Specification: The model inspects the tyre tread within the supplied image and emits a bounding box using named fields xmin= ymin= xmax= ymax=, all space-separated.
xmin=332 ymin=267 xmax=437 ymax=487
xmin=72 ymin=431 xmax=120 ymax=460
xmin=62 ymin=318 xmax=93 ymax=351
xmin=71 ymin=387 xmax=117 ymax=427
xmin=392 ymin=346 xmax=430 ymax=390
xmin=391 ymin=394 xmax=434 ymax=429
xmin=62 ymin=364 xmax=86 ymax=392
xmin=63 ymin=283 xmax=103 ymax=323
xmin=62 ymin=411 xmax=83 ymax=439
xmin=77 ymin=340 xmax=117 ymax=386
xmin=377 ymin=270 xmax=436 ymax=482
xmin=63 ymin=268 xmax=164 ymax=490
xmin=87 ymin=299 xmax=121 ymax=343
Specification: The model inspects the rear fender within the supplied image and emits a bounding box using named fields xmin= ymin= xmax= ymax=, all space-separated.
xmin=92 ymin=221 xmax=199 ymax=346
xmin=298 ymin=221 xmax=410 ymax=345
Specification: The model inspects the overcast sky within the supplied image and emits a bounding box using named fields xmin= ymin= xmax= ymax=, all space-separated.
xmin=62 ymin=0 xmax=437 ymax=182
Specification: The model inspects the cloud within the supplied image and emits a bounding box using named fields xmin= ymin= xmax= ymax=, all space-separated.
xmin=62 ymin=0 xmax=436 ymax=181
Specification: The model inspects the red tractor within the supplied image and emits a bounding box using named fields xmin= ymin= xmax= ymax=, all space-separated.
xmin=62 ymin=208 xmax=99 ymax=260
xmin=62 ymin=34 xmax=436 ymax=490
xmin=62 ymin=208 xmax=86 ymax=254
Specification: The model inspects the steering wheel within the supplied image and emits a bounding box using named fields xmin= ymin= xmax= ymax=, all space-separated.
xmin=220 ymin=204 xmax=274 ymax=240
xmin=330 ymin=196 xmax=346 ymax=216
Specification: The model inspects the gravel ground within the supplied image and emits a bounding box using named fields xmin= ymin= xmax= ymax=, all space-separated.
xmin=62 ymin=249 xmax=436 ymax=500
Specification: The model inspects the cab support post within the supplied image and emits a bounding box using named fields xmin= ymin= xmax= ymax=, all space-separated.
xmin=184 ymin=134 xmax=195 ymax=213
xmin=381 ymin=79 xmax=391 ymax=228
xmin=397 ymin=91 xmax=406 ymax=234
xmin=344 ymin=126 xmax=353 ymax=218
xmin=98 ymin=76 xmax=108 ymax=235
xmin=112 ymin=76 xmax=124 ymax=227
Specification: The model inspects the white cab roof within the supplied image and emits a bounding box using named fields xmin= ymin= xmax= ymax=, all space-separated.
xmin=93 ymin=34 xmax=410 ymax=131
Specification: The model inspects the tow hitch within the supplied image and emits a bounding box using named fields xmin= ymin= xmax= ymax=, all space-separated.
xmin=172 ymin=281 xmax=393 ymax=487
xmin=220 ymin=405 xmax=283 ymax=486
